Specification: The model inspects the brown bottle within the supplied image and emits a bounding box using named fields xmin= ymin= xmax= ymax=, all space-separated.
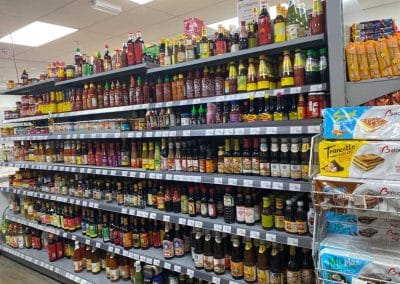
xmin=274 ymin=198 xmax=285 ymax=231
xmin=120 ymin=256 xmax=131 ymax=281
xmin=91 ymin=247 xmax=101 ymax=274
xmin=296 ymin=200 xmax=307 ymax=236
xmin=270 ymin=243 xmax=283 ymax=284
xmin=109 ymin=253 xmax=120 ymax=282
xmin=85 ymin=245 xmax=92 ymax=272
xmin=194 ymin=69 xmax=202 ymax=98
xmin=256 ymin=240 xmax=270 ymax=284
xmin=243 ymin=237 xmax=256 ymax=283
xmin=284 ymin=199 xmax=297 ymax=234
xmin=203 ymin=230 xmax=214 ymax=272
xmin=287 ymin=246 xmax=301 ymax=284
xmin=230 ymin=236 xmax=244 ymax=279
xmin=213 ymin=232 xmax=225 ymax=275
xmin=71 ymin=241 xmax=83 ymax=273
xmin=185 ymin=71 xmax=195 ymax=99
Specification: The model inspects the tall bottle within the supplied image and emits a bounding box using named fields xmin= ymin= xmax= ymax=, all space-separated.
xmin=258 ymin=0 xmax=272 ymax=45
xmin=286 ymin=0 xmax=300 ymax=40
xmin=213 ymin=232 xmax=225 ymax=275
xmin=270 ymin=243 xmax=283 ymax=284
xmin=257 ymin=240 xmax=270 ymax=284
xmin=239 ymin=21 xmax=248 ymax=50
xmin=200 ymin=26 xmax=210 ymax=59
xmin=72 ymin=241 xmax=83 ymax=273
xmin=287 ymin=246 xmax=301 ymax=284
xmin=127 ymin=33 xmax=135 ymax=65
xmin=243 ymin=238 xmax=256 ymax=283
xmin=274 ymin=4 xmax=286 ymax=42
xmin=230 ymin=236 xmax=244 ymax=279
xmin=134 ymin=31 xmax=144 ymax=64
xmin=281 ymin=50 xmax=294 ymax=87
xmin=193 ymin=229 xmax=204 ymax=269
xmin=162 ymin=223 xmax=174 ymax=259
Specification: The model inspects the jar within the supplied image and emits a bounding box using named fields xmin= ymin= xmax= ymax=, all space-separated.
xmin=66 ymin=65 xmax=75 ymax=79
xmin=307 ymin=92 xmax=321 ymax=118
xmin=120 ymin=119 xmax=131 ymax=131
xmin=138 ymin=118 xmax=146 ymax=130
xmin=7 ymin=80 xmax=15 ymax=89
xmin=181 ymin=113 xmax=190 ymax=126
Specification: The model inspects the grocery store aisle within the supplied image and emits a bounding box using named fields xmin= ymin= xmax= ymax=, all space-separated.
xmin=0 ymin=255 xmax=59 ymax=284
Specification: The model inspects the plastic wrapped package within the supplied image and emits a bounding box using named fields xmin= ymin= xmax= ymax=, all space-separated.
xmin=364 ymin=40 xmax=382 ymax=78
xmin=386 ymin=35 xmax=400 ymax=75
xmin=355 ymin=42 xmax=370 ymax=80
xmin=345 ymin=42 xmax=361 ymax=81
xmin=375 ymin=39 xmax=394 ymax=77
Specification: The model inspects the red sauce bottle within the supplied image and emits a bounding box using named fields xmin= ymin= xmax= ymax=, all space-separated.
xmin=135 ymin=76 xmax=144 ymax=104
xmin=163 ymin=75 xmax=172 ymax=102
xmin=258 ymin=0 xmax=272 ymax=45
xmin=129 ymin=76 xmax=136 ymax=105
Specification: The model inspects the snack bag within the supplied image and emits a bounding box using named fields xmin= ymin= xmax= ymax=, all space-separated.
xmin=386 ymin=36 xmax=400 ymax=75
xmin=345 ymin=42 xmax=361 ymax=81
xmin=364 ymin=40 xmax=381 ymax=78
xmin=355 ymin=42 xmax=370 ymax=80
xmin=375 ymin=38 xmax=394 ymax=77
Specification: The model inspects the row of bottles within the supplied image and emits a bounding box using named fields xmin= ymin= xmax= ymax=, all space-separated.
xmin=11 ymin=137 xmax=311 ymax=179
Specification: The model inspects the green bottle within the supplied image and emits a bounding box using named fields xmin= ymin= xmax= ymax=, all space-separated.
xmin=134 ymin=262 xmax=144 ymax=284
xmin=191 ymin=105 xmax=198 ymax=125
xmin=198 ymin=105 xmax=206 ymax=124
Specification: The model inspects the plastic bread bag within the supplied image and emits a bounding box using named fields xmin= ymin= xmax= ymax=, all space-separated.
xmin=355 ymin=42 xmax=370 ymax=80
xmin=375 ymin=38 xmax=394 ymax=77
xmin=364 ymin=40 xmax=381 ymax=78
xmin=386 ymin=36 xmax=400 ymax=75
xmin=345 ymin=42 xmax=361 ymax=81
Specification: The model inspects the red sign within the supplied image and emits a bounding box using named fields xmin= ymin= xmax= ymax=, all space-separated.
xmin=184 ymin=17 xmax=204 ymax=37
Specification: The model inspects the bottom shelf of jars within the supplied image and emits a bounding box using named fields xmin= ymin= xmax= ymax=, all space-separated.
xmin=0 ymin=244 xmax=104 ymax=284
xmin=5 ymin=212 xmax=244 ymax=284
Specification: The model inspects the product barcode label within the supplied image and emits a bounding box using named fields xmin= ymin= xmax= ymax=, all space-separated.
xmin=265 ymin=233 xmax=276 ymax=242
xmin=243 ymin=179 xmax=253 ymax=187
xmin=212 ymin=276 xmax=221 ymax=284
xmin=290 ymin=126 xmax=302 ymax=134
xmin=272 ymin=182 xmax=283 ymax=190
xmin=222 ymin=225 xmax=232 ymax=234
xmin=236 ymin=228 xmax=246 ymax=236
xmin=213 ymin=224 xmax=222 ymax=232
xmin=149 ymin=212 xmax=157 ymax=219
xmin=250 ymin=231 xmax=260 ymax=239
xmin=287 ymin=237 xmax=298 ymax=246
xmin=214 ymin=177 xmax=223 ymax=184
xmin=289 ymin=183 xmax=301 ymax=192
xmin=266 ymin=127 xmax=278 ymax=134
xmin=179 ymin=218 xmax=187 ymax=225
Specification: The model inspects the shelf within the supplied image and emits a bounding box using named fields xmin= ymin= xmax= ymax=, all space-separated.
xmin=147 ymin=34 xmax=326 ymax=74
xmin=345 ymin=77 xmax=400 ymax=106
xmin=55 ymin=63 xmax=158 ymax=89
xmin=0 ymin=79 xmax=56 ymax=95
xmin=1 ymin=186 xmax=312 ymax=249
xmin=5 ymin=212 xmax=245 ymax=284
xmin=0 ymin=245 xmax=102 ymax=284
xmin=0 ymin=161 xmax=310 ymax=192
xmin=0 ymin=119 xmax=322 ymax=141
xmin=2 ymin=83 xmax=327 ymax=124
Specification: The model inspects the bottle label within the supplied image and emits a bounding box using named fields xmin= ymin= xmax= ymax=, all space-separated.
xmin=246 ymin=82 xmax=257 ymax=92
xmin=109 ymin=268 xmax=120 ymax=281
xmin=163 ymin=240 xmax=174 ymax=258
xmin=302 ymin=165 xmax=309 ymax=180
xmin=173 ymin=238 xmax=184 ymax=256
xmin=270 ymin=272 xmax=282 ymax=284
xmin=236 ymin=206 xmax=245 ymax=222
xmin=174 ymin=158 xmax=182 ymax=171
xmin=123 ymin=232 xmax=133 ymax=248
xmin=204 ymin=255 xmax=214 ymax=271
xmin=252 ymin=157 xmax=260 ymax=175
xmin=297 ymin=221 xmax=308 ymax=235
xmin=257 ymin=80 xmax=270 ymax=90
xmin=290 ymin=164 xmax=302 ymax=179
xmin=216 ymin=41 xmax=226 ymax=55
xmin=289 ymin=110 xmax=298 ymax=121
xmin=73 ymin=260 xmax=82 ymax=272
xmin=259 ymin=112 xmax=273 ymax=121
xmin=188 ymin=202 xmax=196 ymax=215
xmin=205 ymin=160 xmax=214 ymax=173
xmin=237 ymin=75 xmax=247 ymax=91
xmin=280 ymin=163 xmax=290 ymax=178
xmin=275 ymin=215 xmax=285 ymax=230
xmin=193 ymin=252 xmax=204 ymax=268
xmin=257 ymin=268 xmax=270 ymax=284
xmin=271 ymin=163 xmax=280 ymax=177
xmin=301 ymin=268 xmax=314 ymax=284
xmin=281 ymin=76 xmax=295 ymax=87
xmin=287 ymin=24 xmax=300 ymax=40
xmin=287 ymin=270 xmax=301 ymax=284
xmin=273 ymin=112 xmax=283 ymax=121
xmin=92 ymin=261 xmax=101 ymax=273
xmin=243 ymin=157 xmax=252 ymax=174
xmin=260 ymin=162 xmax=271 ymax=176
xmin=140 ymin=232 xmax=149 ymax=248
xmin=244 ymin=264 xmax=257 ymax=282
xmin=274 ymin=22 xmax=286 ymax=42
xmin=224 ymin=157 xmax=233 ymax=174
xmin=232 ymin=157 xmax=243 ymax=174
xmin=245 ymin=207 xmax=255 ymax=224
xmin=258 ymin=17 xmax=272 ymax=45
xmin=213 ymin=258 xmax=225 ymax=274
xmin=284 ymin=220 xmax=297 ymax=234
xmin=262 ymin=214 xmax=273 ymax=229
xmin=231 ymin=261 xmax=244 ymax=278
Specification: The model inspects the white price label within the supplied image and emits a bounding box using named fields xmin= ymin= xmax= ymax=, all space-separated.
xmin=96 ymin=169 xmax=101 ymax=174
xmin=142 ymin=211 xmax=149 ymax=218
xmin=164 ymin=262 xmax=171 ymax=270
xmin=165 ymin=174 xmax=173 ymax=180
xmin=186 ymin=269 xmax=194 ymax=277
xmin=136 ymin=132 xmax=143 ymax=138
xmin=127 ymin=132 xmax=134 ymax=138
xmin=63 ymin=232 xmax=68 ymax=238
xmin=205 ymin=129 xmax=214 ymax=136
xmin=110 ymin=170 xmax=116 ymax=175
xmin=140 ymin=255 xmax=146 ymax=262
xmin=155 ymin=131 xmax=162 ymax=137
xmin=187 ymin=219 xmax=195 ymax=227
xmin=153 ymin=259 xmax=160 ymax=266
xmin=310 ymin=84 xmax=322 ymax=92
xmin=214 ymin=177 xmax=223 ymax=184
xmin=72 ymin=134 xmax=78 ymax=139
xmin=123 ymin=250 xmax=129 ymax=257
xmin=91 ymin=133 xmax=97 ymax=139
xmin=72 ymin=235 xmax=77 ymax=240
xmin=174 ymin=265 xmax=182 ymax=273
xmin=228 ymin=178 xmax=237 ymax=186
xmin=223 ymin=225 xmax=232 ymax=234
xmin=290 ymin=126 xmax=302 ymax=134
xmin=94 ymin=203 xmax=99 ymax=209
xmin=145 ymin=132 xmax=153 ymax=138
xmin=289 ymin=183 xmax=301 ymax=192
xmin=214 ymin=129 xmax=224 ymax=135
xmin=139 ymin=172 xmax=146 ymax=178
xmin=308 ymin=125 xmax=320 ymax=133
xmin=102 ymin=169 xmax=108 ymax=175
xmin=114 ymin=248 xmax=121 ymax=254
xmin=85 ymin=239 xmax=91 ymax=245
xmin=75 ymin=200 xmax=81 ymax=205
xmin=101 ymin=133 xmax=107 ymax=139
xmin=291 ymin=87 xmax=301 ymax=93
xmin=195 ymin=221 xmax=203 ymax=228
xmin=82 ymin=201 xmax=88 ymax=207
xmin=108 ymin=246 xmax=114 ymax=252
xmin=114 ymin=133 xmax=121 ymax=138
xmin=287 ymin=237 xmax=299 ymax=246
xmin=179 ymin=218 xmax=187 ymax=225
xmin=265 ymin=233 xmax=276 ymax=242
xmin=146 ymin=257 xmax=153 ymax=264
xmin=272 ymin=182 xmax=283 ymax=190
xmin=128 ymin=252 xmax=134 ymax=258
xmin=88 ymin=202 xmax=94 ymax=207
xmin=79 ymin=134 xmax=85 ymax=139
xmin=250 ymin=231 xmax=260 ymax=239
xmin=224 ymin=128 xmax=234 ymax=135
xmin=122 ymin=171 xmax=128 ymax=177
xmin=352 ymin=279 xmax=368 ymax=284
xmin=183 ymin=130 xmax=190 ymax=136
xmin=133 ymin=254 xmax=139 ymax=260
xmin=236 ymin=228 xmax=246 ymax=237
xmin=243 ymin=179 xmax=253 ymax=187
xmin=249 ymin=128 xmax=260 ymax=135
xmin=266 ymin=127 xmax=278 ymax=134
xmin=169 ymin=131 xmax=177 ymax=137
xmin=149 ymin=173 xmax=156 ymax=179
xmin=129 ymin=172 xmax=136 ymax=177
xmin=129 ymin=209 xmax=136 ymax=216
xmin=149 ymin=212 xmax=157 ymax=219
xmin=234 ymin=128 xmax=244 ymax=135
xmin=163 ymin=215 xmax=170 ymax=222
xmin=96 ymin=242 xmax=101 ymax=248
xmin=273 ymin=88 xmax=284 ymax=96
xmin=213 ymin=224 xmax=222 ymax=232
xmin=156 ymin=173 xmax=162 ymax=180
xmin=121 ymin=208 xmax=128 ymax=214
xmin=212 ymin=276 xmax=221 ymax=284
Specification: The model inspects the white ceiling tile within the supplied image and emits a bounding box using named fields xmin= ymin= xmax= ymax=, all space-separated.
xmin=0 ymin=0 xmax=75 ymax=19
xmin=0 ymin=43 xmax=30 ymax=59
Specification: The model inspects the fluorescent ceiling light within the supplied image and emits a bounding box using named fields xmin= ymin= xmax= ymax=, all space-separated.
xmin=128 ymin=0 xmax=153 ymax=4
xmin=92 ymin=0 xmax=122 ymax=15
xmin=0 ymin=21 xmax=77 ymax=47
xmin=207 ymin=17 xmax=239 ymax=30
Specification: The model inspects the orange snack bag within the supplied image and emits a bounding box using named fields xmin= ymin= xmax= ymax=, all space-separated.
xmin=375 ymin=38 xmax=393 ymax=77
xmin=386 ymin=36 xmax=400 ymax=76
xmin=364 ymin=40 xmax=381 ymax=78
xmin=355 ymin=42 xmax=370 ymax=80
xmin=345 ymin=42 xmax=361 ymax=81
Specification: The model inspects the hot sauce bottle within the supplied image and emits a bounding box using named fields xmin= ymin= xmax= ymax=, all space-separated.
xmin=247 ymin=58 xmax=257 ymax=92
xmin=281 ymin=50 xmax=295 ymax=87
xmin=228 ymin=62 xmax=238 ymax=94
xmin=127 ymin=33 xmax=135 ymax=66
xmin=103 ymin=82 xmax=110 ymax=108
xmin=82 ymin=83 xmax=89 ymax=110
xmin=97 ymin=83 xmax=104 ymax=108
xmin=237 ymin=60 xmax=247 ymax=93
xmin=294 ymin=49 xmax=305 ymax=86
xmin=136 ymin=76 xmax=144 ymax=104
xmin=134 ymin=31 xmax=144 ymax=64
xmin=109 ymin=81 xmax=115 ymax=107
xmin=258 ymin=0 xmax=272 ymax=45
xmin=216 ymin=25 xmax=227 ymax=55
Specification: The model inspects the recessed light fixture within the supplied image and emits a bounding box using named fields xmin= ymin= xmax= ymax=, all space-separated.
xmin=0 ymin=21 xmax=77 ymax=47
xmin=92 ymin=0 xmax=122 ymax=15
xmin=128 ymin=0 xmax=153 ymax=5
xmin=207 ymin=17 xmax=239 ymax=30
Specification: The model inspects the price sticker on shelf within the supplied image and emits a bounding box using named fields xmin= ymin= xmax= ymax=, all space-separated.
xmin=183 ymin=130 xmax=190 ymax=136
xmin=290 ymin=126 xmax=302 ymax=134
xmin=129 ymin=209 xmax=136 ymax=216
xmin=123 ymin=250 xmax=129 ymax=257
xmin=142 ymin=211 xmax=149 ymax=218
xmin=85 ymin=239 xmax=91 ymax=245
xmin=149 ymin=173 xmax=156 ymax=179
xmin=114 ymin=248 xmax=121 ymax=254
xmin=121 ymin=208 xmax=128 ymax=214
xmin=187 ymin=219 xmax=195 ymax=227
xmin=214 ymin=177 xmax=223 ymax=184
xmin=234 ymin=128 xmax=244 ymax=135
xmin=249 ymin=128 xmax=260 ymax=135
xmin=146 ymin=257 xmax=153 ymax=264
xmin=163 ymin=215 xmax=170 ymax=222
xmin=140 ymin=255 xmax=146 ymax=262
xmin=291 ymin=87 xmax=301 ymax=94
xmin=228 ymin=178 xmax=237 ymax=186
xmin=212 ymin=276 xmax=221 ymax=284
xmin=110 ymin=170 xmax=116 ymax=176
xmin=250 ymin=231 xmax=260 ymax=239
xmin=223 ymin=225 xmax=232 ymax=234
xmin=243 ymin=179 xmax=253 ymax=187
xmin=265 ymin=233 xmax=276 ymax=242
xmin=127 ymin=132 xmax=134 ymax=138
xmin=164 ymin=262 xmax=171 ymax=270
xmin=287 ymin=237 xmax=298 ymax=246
xmin=153 ymin=259 xmax=160 ymax=266
xmin=186 ymin=269 xmax=194 ymax=278
xmin=101 ymin=133 xmax=107 ymax=139
xmin=174 ymin=265 xmax=182 ymax=273
xmin=122 ymin=171 xmax=129 ymax=177
xmin=82 ymin=201 xmax=88 ymax=207
xmin=205 ymin=129 xmax=214 ymax=136
xmin=75 ymin=200 xmax=81 ymax=205
xmin=213 ymin=224 xmax=222 ymax=232
xmin=266 ymin=127 xmax=278 ymax=134
xmin=130 ymin=171 xmax=136 ymax=178
xmin=91 ymin=133 xmax=97 ymax=139
xmin=169 ymin=131 xmax=177 ymax=137
xmin=128 ymin=252 xmax=134 ymax=258
xmin=178 ymin=218 xmax=186 ymax=225
xmin=272 ymin=182 xmax=283 ymax=190
xmin=149 ymin=212 xmax=157 ymax=219
xmin=310 ymin=84 xmax=322 ymax=92
xmin=289 ymin=183 xmax=301 ymax=192
xmin=214 ymin=129 xmax=224 ymax=135
xmin=72 ymin=235 xmax=77 ymax=240
xmin=95 ymin=169 xmax=101 ymax=175
xmin=94 ymin=203 xmax=99 ymax=209
xmin=165 ymin=174 xmax=173 ymax=180
xmin=352 ymin=279 xmax=368 ymax=284
xmin=308 ymin=125 xmax=320 ymax=133
xmin=139 ymin=172 xmax=146 ymax=179
xmin=236 ymin=228 xmax=246 ymax=237
xmin=195 ymin=221 xmax=203 ymax=228
xmin=133 ymin=254 xmax=139 ymax=260
xmin=108 ymin=246 xmax=114 ymax=253
xmin=88 ymin=202 xmax=94 ymax=208
xmin=63 ymin=232 xmax=68 ymax=238
xmin=145 ymin=132 xmax=153 ymax=138
xmin=87 ymin=168 xmax=93 ymax=174
xmin=96 ymin=242 xmax=101 ymax=248
xmin=224 ymin=128 xmax=234 ymax=135
xmin=102 ymin=169 xmax=108 ymax=175
xmin=156 ymin=173 xmax=162 ymax=180
xmin=79 ymin=134 xmax=85 ymax=139
xmin=136 ymin=132 xmax=143 ymax=138
xmin=155 ymin=131 xmax=162 ymax=137
xmin=114 ymin=133 xmax=121 ymax=138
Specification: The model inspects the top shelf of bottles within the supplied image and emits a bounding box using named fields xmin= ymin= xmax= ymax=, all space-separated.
xmin=1 ymin=34 xmax=326 ymax=96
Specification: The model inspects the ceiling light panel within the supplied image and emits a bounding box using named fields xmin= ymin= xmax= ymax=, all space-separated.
xmin=0 ymin=21 xmax=77 ymax=47
xmin=128 ymin=0 xmax=154 ymax=5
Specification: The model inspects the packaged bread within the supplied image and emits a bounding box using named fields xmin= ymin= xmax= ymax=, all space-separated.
xmin=386 ymin=35 xmax=400 ymax=75
xmin=375 ymin=38 xmax=394 ymax=77
xmin=364 ymin=40 xmax=381 ymax=78
xmin=355 ymin=42 xmax=370 ymax=80
xmin=345 ymin=42 xmax=361 ymax=81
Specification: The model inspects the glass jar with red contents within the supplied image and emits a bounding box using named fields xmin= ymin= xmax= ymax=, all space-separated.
xmin=307 ymin=92 xmax=326 ymax=118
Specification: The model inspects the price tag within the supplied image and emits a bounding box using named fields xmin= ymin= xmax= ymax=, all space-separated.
xmin=130 ymin=172 xmax=136 ymax=177
xmin=122 ymin=171 xmax=128 ymax=177
xmin=85 ymin=239 xmax=91 ymax=245
xmin=146 ymin=257 xmax=153 ymax=264
xmin=142 ymin=211 xmax=149 ymax=218
xmin=291 ymin=87 xmax=301 ymax=93
xmin=127 ymin=132 xmax=134 ymax=138
xmin=164 ymin=262 xmax=171 ymax=270
xmin=265 ymin=233 xmax=276 ymax=242
xmin=289 ymin=183 xmax=301 ymax=192
xmin=114 ymin=248 xmax=121 ymax=254
xmin=352 ymin=279 xmax=368 ymax=284
xmin=214 ymin=177 xmax=223 ymax=184
xmin=129 ymin=209 xmax=136 ymax=216
xmin=108 ymin=246 xmax=114 ymax=252
xmin=165 ymin=174 xmax=173 ymax=180
xmin=273 ymin=88 xmax=284 ymax=96
xmin=153 ymin=259 xmax=160 ymax=266
xmin=51 ymin=195 xmax=56 ymax=201
xmin=128 ymin=252 xmax=134 ymax=258
xmin=145 ymin=132 xmax=153 ymax=138
xmin=136 ymin=132 xmax=143 ymax=138
xmin=139 ymin=172 xmax=146 ymax=179
xmin=243 ymin=179 xmax=253 ymax=187
xmin=155 ymin=131 xmax=162 ymax=137
xmin=91 ymin=133 xmax=97 ymax=139
xmin=156 ymin=173 xmax=162 ymax=180
xmin=101 ymin=133 xmax=107 ymax=139
xmin=121 ymin=208 xmax=128 ymax=214
xmin=249 ymin=127 xmax=260 ymax=135
xmin=75 ymin=200 xmax=81 ymax=205
xmin=250 ymin=231 xmax=260 ymax=239
xmin=266 ymin=127 xmax=277 ymax=134
xmin=186 ymin=269 xmax=194 ymax=277
xmin=213 ymin=224 xmax=222 ymax=232
xmin=223 ymin=225 xmax=232 ymax=234
xmin=140 ymin=255 xmax=146 ymax=262
xmin=169 ymin=131 xmax=177 ymax=137
xmin=88 ymin=202 xmax=94 ymax=207
xmin=236 ymin=228 xmax=246 ymax=236
xmin=110 ymin=170 xmax=116 ymax=176
xmin=183 ymin=130 xmax=190 ymax=136
xmin=113 ymin=133 xmax=121 ymax=138
xmin=287 ymin=237 xmax=299 ymax=246
xmin=228 ymin=178 xmax=237 ymax=186
xmin=94 ymin=203 xmax=99 ymax=209
xmin=308 ymin=125 xmax=320 ymax=133
xmin=149 ymin=212 xmax=157 ymax=219
xmin=187 ymin=219 xmax=195 ymax=227
xmin=195 ymin=221 xmax=203 ymax=228
xmin=310 ymin=84 xmax=322 ymax=92
xmin=234 ymin=128 xmax=244 ymax=135
xmin=63 ymin=232 xmax=68 ymax=238
xmin=224 ymin=128 xmax=234 ymax=135
xmin=102 ymin=169 xmax=108 ymax=175
xmin=212 ymin=276 xmax=221 ymax=284
xmin=214 ymin=129 xmax=224 ymax=135
xmin=79 ymin=134 xmax=85 ymax=139
xmin=72 ymin=235 xmax=77 ymax=240
xmin=133 ymin=254 xmax=139 ymax=260
xmin=96 ymin=242 xmax=101 ymax=248
xmin=87 ymin=168 xmax=93 ymax=174
xmin=290 ymin=126 xmax=302 ymax=134
xmin=272 ymin=182 xmax=283 ymax=190
xmin=82 ymin=201 xmax=88 ymax=207
xmin=205 ymin=129 xmax=214 ymax=136
xmin=174 ymin=265 xmax=181 ymax=273
xmin=163 ymin=215 xmax=170 ymax=222
xmin=95 ymin=169 xmax=101 ymax=175
xmin=149 ymin=173 xmax=156 ymax=179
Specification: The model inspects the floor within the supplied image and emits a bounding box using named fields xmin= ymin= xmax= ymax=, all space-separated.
xmin=0 ymin=254 xmax=60 ymax=284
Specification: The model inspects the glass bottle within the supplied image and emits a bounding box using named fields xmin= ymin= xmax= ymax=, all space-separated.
xmin=261 ymin=196 xmax=273 ymax=230
xmin=286 ymin=0 xmax=300 ymax=40
xmin=203 ymin=230 xmax=214 ymax=272
xmin=243 ymin=238 xmax=257 ymax=283
xmin=257 ymin=55 xmax=269 ymax=90
xmin=274 ymin=4 xmax=286 ymax=42
xmin=228 ymin=62 xmax=238 ymax=94
xmin=213 ymin=232 xmax=225 ymax=275
xmin=200 ymin=26 xmax=210 ymax=59
xmin=270 ymin=138 xmax=280 ymax=177
xmin=294 ymin=49 xmax=305 ymax=86
xmin=232 ymin=138 xmax=242 ymax=174
xmin=257 ymin=240 xmax=270 ymax=284
xmin=239 ymin=21 xmax=248 ymax=50
xmin=281 ymin=50 xmax=294 ymax=87
xmin=270 ymin=243 xmax=283 ymax=283
xmin=280 ymin=138 xmax=290 ymax=178
xmin=216 ymin=25 xmax=227 ymax=55
xmin=251 ymin=138 xmax=260 ymax=175
xmin=237 ymin=60 xmax=247 ymax=93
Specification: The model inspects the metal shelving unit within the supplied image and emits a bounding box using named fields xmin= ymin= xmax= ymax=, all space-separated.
xmin=0 ymin=79 xmax=55 ymax=95
xmin=0 ymin=161 xmax=309 ymax=192
xmin=0 ymin=245 xmax=103 ymax=284
xmin=5 ymin=212 xmax=245 ymax=284
xmin=1 ymin=186 xmax=312 ymax=248
xmin=0 ymin=119 xmax=321 ymax=141
xmin=2 ymin=83 xmax=327 ymax=124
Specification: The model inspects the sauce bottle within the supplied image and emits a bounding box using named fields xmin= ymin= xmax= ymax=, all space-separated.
xmin=247 ymin=58 xmax=257 ymax=91
xmin=109 ymin=253 xmax=120 ymax=282
xmin=127 ymin=33 xmax=135 ymax=65
xmin=281 ymin=50 xmax=294 ymax=87
xmin=287 ymin=246 xmax=301 ymax=283
xmin=243 ymin=238 xmax=257 ymax=283
xmin=261 ymin=196 xmax=273 ymax=230
xmin=202 ymin=66 xmax=212 ymax=97
xmin=177 ymin=35 xmax=186 ymax=63
xmin=290 ymin=137 xmax=301 ymax=180
xmin=72 ymin=240 xmax=83 ymax=272
xmin=301 ymin=137 xmax=310 ymax=181
xmin=294 ymin=49 xmax=305 ymax=86
xmin=280 ymin=138 xmax=290 ymax=178
xmin=296 ymin=200 xmax=307 ymax=235
xmin=134 ymin=31 xmax=144 ymax=64
xmin=305 ymin=50 xmax=319 ymax=85
xmin=185 ymin=36 xmax=195 ymax=61
xmin=319 ymin=47 xmax=328 ymax=83
xmin=237 ymin=60 xmax=247 ymax=93
xmin=239 ymin=21 xmax=248 ymax=50
xmin=230 ymin=236 xmax=244 ymax=279
xmin=270 ymin=243 xmax=283 ymax=284
xmin=274 ymin=4 xmax=286 ymax=42
xmin=311 ymin=0 xmax=325 ymax=35
xmin=136 ymin=76 xmax=144 ymax=104
xmin=257 ymin=240 xmax=270 ymax=284
xmin=286 ymin=0 xmax=300 ymax=41
xmin=248 ymin=22 xmax=257 ymax=48
xmin=259 ymin=138 xmax=270 ymax=176
xmin=213 ymin=232 xmax=225 ymax=275
xmin=194 ymin=69 xmax=202 ymax=98
xmin=122 ymin=81 xmax=129 ymax=106
xmin=97 ymin=83 xmax=104 ymax=108
xmin=257 ymin=55 xmax=269 ymax=90
xmin=284 ymin=199 xmax=297 ymax=234
xmin=228 ymin=62 xmax=238 ymax=94
xmin=185 ymin=71 xmax=195 ymax=99
xmin=114 ymin=80 xmax=122 ymax=107
xmin=258 ymin=0 xmax=272 ymax=45
xmin=216 ymin=25 xmax=227 ymax=55
xmin=301 ymin=248 xmax=315 ymax=284
xmin=236 ymin=188 xmax=245 ymax=224
xmin=159 ymin=38 xmax=166 ymax=66
xmin=82 ymin=83 xmax=89 ymax=110
xmin=109 ymin=81 xmax=115 ymax=107
xmin=203 ymin=230 xmax=214 ymax=272
xmin=244 ymin=190 xmax=255 ymax=226
xmin=193 ymin=229 xmax=204 ymax=269
xmin=155 ymin=76 xmax=164 ymax=103
xmin=200 ymin=26 xmax=210 ymax=59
